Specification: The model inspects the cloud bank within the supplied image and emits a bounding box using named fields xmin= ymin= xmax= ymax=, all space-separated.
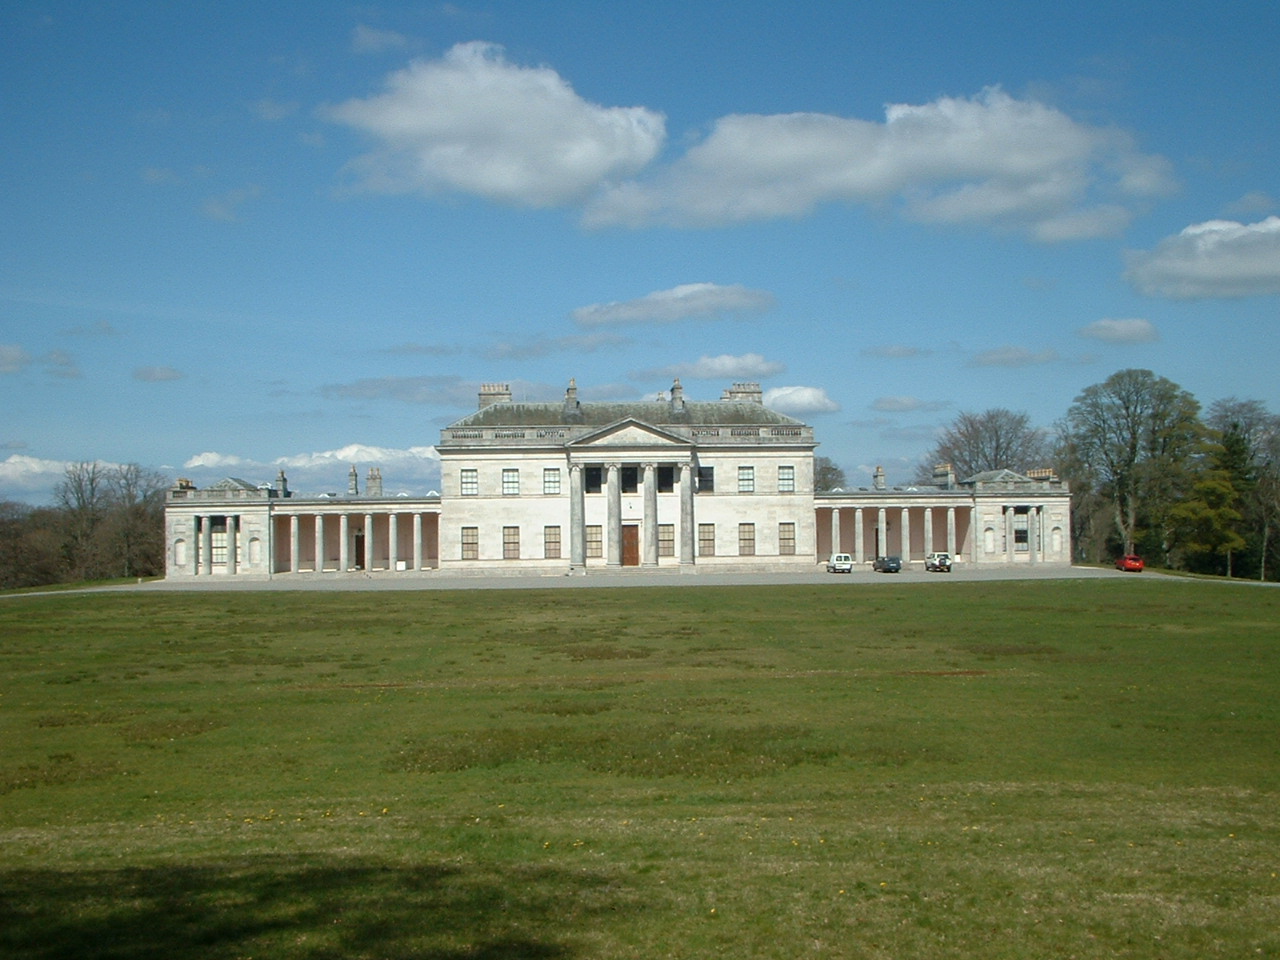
xmin=572 ymin=282 xmax=774 ymax=326
xmin=1125 ymin=216 xmax=1280 ymax=298
xmin=327 ymin=41 xmax=666 ymax=207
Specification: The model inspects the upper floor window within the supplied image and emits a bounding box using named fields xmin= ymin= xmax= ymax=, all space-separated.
xmin=696 ymin=466 xmax=714 ymax=493
xmin=502 ymin=469 xmax=520 ymax=496
xmin=460 ymin=469 xmax=478 ymax=497
xmin=585 ymin=466 xmax=603 ymax=494
xmin=778 ymin=465 xmax=795 ymax=493
xmin=621 ymin=466 xmax=639 ymax=493
xmin=738 ymin=466 xmax=755 ymax=493
xmin=543 ymin=468 xmax=561 ymax=495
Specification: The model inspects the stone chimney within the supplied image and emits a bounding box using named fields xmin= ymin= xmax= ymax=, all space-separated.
xmin=873 ymin=465 xmax=887 ymax=490
xmin=721 ymin=382 xmax=763 ymax=403
xmin=367 ymin=467 xmax=383 ymax=497
xmin=931 ymin=462 xmax=956 ymax=489
xmin=478 ymin=382 xmax=512 ymax=408
xmin=276 ymin=470 xmax=290 ymax=498
xmin=563 ymin=378 xmax=583 ymax=422
xmin=669 ymin=378 xmax=688 ymax=419
xmin=348 ymin=464 xmax=359 ymax=496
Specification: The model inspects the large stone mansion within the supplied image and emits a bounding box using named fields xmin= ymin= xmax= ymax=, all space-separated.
xmin=164 ymin=380 xmax=1072 ymax=578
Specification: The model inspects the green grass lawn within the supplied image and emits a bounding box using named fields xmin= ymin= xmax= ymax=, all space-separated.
xmin=1 ymin=579 xmax=1277 ymax=959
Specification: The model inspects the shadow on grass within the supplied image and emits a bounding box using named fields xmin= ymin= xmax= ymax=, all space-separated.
xmin=0 ymin=855 xmax=631 ymax=959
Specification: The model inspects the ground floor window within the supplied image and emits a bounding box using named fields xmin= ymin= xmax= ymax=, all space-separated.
xmin=698 ymin=523 xmax=715 ymax=556
xmin=503 ymin=526 xmax=520 ymax=559
xmin=658 ymin=523 xmax=675 ymax=557
xmin=461 ymin=526 xmax=479 ymax=560
xmin=1013 ymin=507 xmax=1029 ymax=551
xmin=585 ymin=525 xmax=603 ymax=558
xmin=779 ymin=522 xmax=796 ymax=555
xmin=544 ymin=525 xmax=561 ymax=559
xmin=738 ymin=522 xmax=756 ymax=556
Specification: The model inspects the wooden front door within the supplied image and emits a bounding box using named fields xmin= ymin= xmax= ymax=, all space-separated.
xmin=621 ymin=525 xmax=640 ymax=566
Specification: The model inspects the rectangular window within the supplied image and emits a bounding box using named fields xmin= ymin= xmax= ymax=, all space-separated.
xmin=696 ymin=466 xmax=714 ymax=493
xmin=503 ymin=525 xmax=520 ymax=559
xmin=461 ymin=526 xmax=478 ymax=560
xmin=621 ymin=466 xmax=639 ymax=493
xmin=738 ymin=523 xmax=756 ymax=556
xmin=585 ymin=525 xmax=603 ymax=558
xmin=658 ymin=523 xmax=675 ymax=557
xmin=544 ymin=525 xmax=561 ymax=559
xmin=1013 ymin=508 xmax=1029 ymax=551
xmin=543 ymin=468 xmax=561 ymax=495
xmin=778 ymin=465 xmax=795 ymax=493
xmin=738 ymin=466 xmax=755 ymax=493
xmin=211 ymin=527 xmax=227 ymax=564
xmin=460 ymin=468 xmax=478 ymax=497
xmin=585 ymin=466 xmax=603 ymax=494
xmin=698 ymin=523 xmax=716 ymax=557
xmin=502 ymin=469 xmax=520 ymax=496
xmin=657 ymin=466 xmax=675 ymax=493
xmin=779 ymin=522 xmax=796 ymax=555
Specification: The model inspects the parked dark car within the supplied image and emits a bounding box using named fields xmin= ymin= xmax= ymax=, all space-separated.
xmin=873 ymin=555 xmax=902 ymax=573
xmin=1116 ymin=554 xmax=1144 ymax=572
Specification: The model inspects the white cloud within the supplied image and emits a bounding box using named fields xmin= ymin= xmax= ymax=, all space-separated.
xmin=572 ymin=282 xmax=774 ymax=326
xmin=651 ymin=353 xmax=784 ymax=380
xmin=870 ymin=395 xmax=947 ymax=413
xmin=183 ymin=451 xmax=247 ymax=469
xmin=1 ymin=344 xmax=31 ymax=373
xmin=0 ymin=454 xmax=71 ymax=492
xmin=1078 ymin=317 xmax=1159 ymax=343
xmin=585 ymin=87 xmax=1172 ymax=238
xmin=352 ymin=24 xmax=411 ymax=54
xmin=134 ymin=365 xmax=185 ymax=382
xmin=326 ymin=41 xmax=666 ymax=207
xmin=968 ymin=346 xmax=1060 ymax=367
xmin=1125 ymin=216 xmax=1280 ymax=298
xmin=764 ymin=385 xmax=840 ymax=414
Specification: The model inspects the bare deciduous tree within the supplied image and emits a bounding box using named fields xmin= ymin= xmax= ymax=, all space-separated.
xmin=919 ymin=408 xmax=1048 ymax=480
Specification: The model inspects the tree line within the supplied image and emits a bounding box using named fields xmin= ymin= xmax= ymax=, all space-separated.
xmin=919 ymin=368 xmax=1280 ymax=579
xmin=0 ymin=462 xmax=169 ymax=589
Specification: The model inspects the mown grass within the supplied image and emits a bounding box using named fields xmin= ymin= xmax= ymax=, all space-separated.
xmin=1 ymin=579 xmax=1277 ymax=958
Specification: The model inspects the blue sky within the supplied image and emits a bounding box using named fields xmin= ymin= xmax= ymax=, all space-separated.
xmin=3 ymin=1 xmax=1278 ymax=503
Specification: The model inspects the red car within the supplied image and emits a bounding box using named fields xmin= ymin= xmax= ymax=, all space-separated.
xmin=1115 ymin=554 xmax=1144 ymax=572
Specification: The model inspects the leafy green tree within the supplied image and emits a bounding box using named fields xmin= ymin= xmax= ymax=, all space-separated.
xmin=1062 ymin=369 xmax=1202 ymax=561
xmin=1169 ymin=466 xmax=1246 ymax=575
xmin=1206 ymin=398 xmax=1280 ymax=580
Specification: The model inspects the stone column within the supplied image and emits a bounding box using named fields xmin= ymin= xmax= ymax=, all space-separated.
xmin=946 ymin=507 xmax=957 ymax=559
xmin=877 ymin=508 xmax=887 ymax=558
xmin=923 ymin=507 xmax=934 ymax=557
xmin=201 ymin=515 xmax=213 ymax=575
xmin=413 ymin=513 xmax=423 ymax=571
xmin=226 ymin=515 xmax=238 ymax=575
xmin=642 ymin=462 xmax=658 ymax=567
xmin=1031 ymin=506 xmax=1041 ymax=563
xmin=900 ymin=507 xmax=911 ymax=562
xmin=315 ymin=514 xmax=325 ymax=572
xmin=388 ymin=512 xmax=399 ymax=571
xmin=339 ymin=514 xmax=350 ymax=571
xmin=679 ymin=461 xmax=695 ymax=565
xmin=365 ymin=513 xmax=375 ymax=570
xmin=290 ymin=515 xmax=300 ymax=574
xmin=1005 ymin=507 xmax=1015 ymax=562
xmin=569 ymin=464 xmax=586 ymax=566
xmin=829 ymin=508 xmax=840 ymax=556
xmin=189 ymin=516 xmax=199 ymax=574
xmin=606 ymin=463 xmax=621 ymax=567
xmin=854 ymin=508 xmax=865 ymax=564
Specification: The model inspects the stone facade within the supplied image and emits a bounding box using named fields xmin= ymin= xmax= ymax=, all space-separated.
xmin=163 ymin=380 xmax=1072 ymax=578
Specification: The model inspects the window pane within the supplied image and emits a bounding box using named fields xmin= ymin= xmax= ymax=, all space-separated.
xmin=738 ymin=522 xmax=755 ymax=556
xmin=461 ymin=469 xmax=478 ymax=496
xmin=585 ymin=525 xmax=603 ymax=558
xmin=698 ymin=523 xmax=715 ymax=556
xmin=779 ymin=522 xmax=796 ymax=555
xmin=658 ymin=524 xmax=675 ymax=557
xmin=544 ymin=525 xmax=561 ymax=559
xmin=502 ymin=469 xmax=519 ymax=496
xmin=543 ymin=468 xmax=561 ymax=495
xmin=738 ymin=466 xmax=754 ymax=493
xmin=503 ymin=525 xmax=520 ymax=559
xmin=697 ymin=466 xmax=714 ymax=493
xmin=778 ymin=465 xmax=795 ymax=493
xmin=461 ymin=526 xmax=478 ymax=560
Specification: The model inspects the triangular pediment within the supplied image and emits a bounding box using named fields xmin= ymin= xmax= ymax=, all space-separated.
xmin=567 ymin=418 xmax=693 ymax=449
